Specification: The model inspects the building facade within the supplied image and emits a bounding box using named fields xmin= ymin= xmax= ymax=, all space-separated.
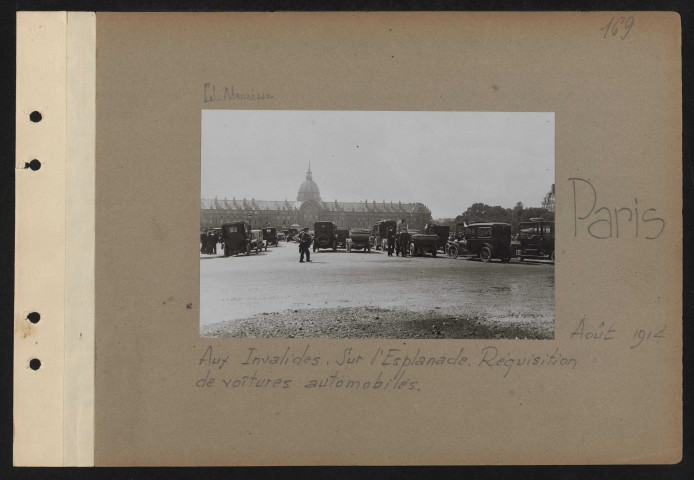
xmin=201 ymin=166 xmax=432 ymax=231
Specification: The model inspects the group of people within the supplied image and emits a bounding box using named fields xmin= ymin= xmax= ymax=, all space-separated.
xmin=385 ymin=227 xmax=411 ymax=257
xmin=200 ymin=229 xmax=221 ymax=255
xmin=295 ymin=226 xmax=413 ymax=263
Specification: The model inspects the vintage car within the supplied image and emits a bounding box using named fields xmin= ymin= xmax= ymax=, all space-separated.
xmin=313 ymin=221 xmax=338 ymax=252
xmin=514 ymin=219 xmax=555 ymax=261
xmin=409 ymin=229 xmax=439 ymax=257
xmin=262 ymin=227 xmax=278 ymax=247
xmin=277 ymin=231 xmax=287 ymax=242
xmin=424 ymin=223 xmax=451 ymax=251
xmin=335 ymin=227 xmax=349 ymax=249
xmin=250 ymin=230 xmax=266 ymax=252
xmin=346 ymin=228 xmax=374 ymax=252
xmin=374 ymin=220 xmax=397 ymax=250
xmin=287 ymin=224 xmax=301 ymax=241
xmin=222 ymin=222 xmax=254 ymax=256
xmin=446 ymin=222 xmax=514 ymax=262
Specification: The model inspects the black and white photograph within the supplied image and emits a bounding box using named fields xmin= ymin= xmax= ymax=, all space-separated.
xmin=200 ymin=110 xmax=555 ymax=339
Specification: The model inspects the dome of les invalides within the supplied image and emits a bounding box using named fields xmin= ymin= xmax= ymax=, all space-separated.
xmin=297 ymin=164 xmax=321 ymax=202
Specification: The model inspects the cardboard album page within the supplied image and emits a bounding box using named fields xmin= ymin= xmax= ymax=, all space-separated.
xmin=15 ymin=12 xmax=681 ymax=466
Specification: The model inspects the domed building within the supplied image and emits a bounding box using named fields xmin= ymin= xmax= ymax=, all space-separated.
xmin=297 ymin=163 xmax=321 ymax=203
xmin=201 ymin=165 xmax=432 ymax=231
xmin=295 ymin=164 xmax=323 ymax=227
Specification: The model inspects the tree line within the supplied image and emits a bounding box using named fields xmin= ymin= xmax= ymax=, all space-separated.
xmin=445 ymin=202 xmax=554 ymax=233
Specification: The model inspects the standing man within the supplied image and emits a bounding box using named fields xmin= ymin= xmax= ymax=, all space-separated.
xmin=386 ymin=227 xmax=395 ymax=256
xmin=209 ymin=230 xmax=217 ymax=254
xmin=299 ymin=227 xmax=312 ymax=263
xmin=399 ymin=229 xmax=409 ymax=257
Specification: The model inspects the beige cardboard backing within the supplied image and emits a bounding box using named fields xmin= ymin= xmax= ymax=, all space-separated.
xmin=14 ymin=12 xmax=67 ymax=466
xmin=64 ymin=12 xmax=96 ymax=466
xmin=15 ymin=12 xmax=96 ymax=466
xmin=89 ymin=12 xmax=681 ymax=465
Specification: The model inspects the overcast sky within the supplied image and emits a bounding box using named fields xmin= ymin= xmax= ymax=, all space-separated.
xmin=202 ymin=110 xmax=554 ymax=219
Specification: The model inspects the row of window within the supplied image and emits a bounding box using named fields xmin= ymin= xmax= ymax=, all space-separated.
xmin=519 ymin=224 xmax=553 ymax=238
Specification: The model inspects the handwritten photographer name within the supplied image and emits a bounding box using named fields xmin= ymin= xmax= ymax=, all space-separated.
xmin=203 ymin=83 xmax=274 ymax=103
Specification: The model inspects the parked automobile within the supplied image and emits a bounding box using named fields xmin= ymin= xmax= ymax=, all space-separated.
xmin=514 ymin=218 xmax=555 ymax=261
xmin=277 ymin=231 xmax=287 ymax=242
xmin=313 ymin=221 xmax=338 ymax=252
xmin=250 ymin=230 xmax=266 ymax=252
xmin=346 ymin=228 xmax=374 ymax=252
xmin=262 ymin=227 xmax=278 ymax=247
xmin=222 ymin=222 xmax=253 ymax=256
xmin=288 ymin=224 xmax=301 ymax=241
xmin=335 ymin=228 xmax=349 ymax=249
xmin=424 ymin=224 xmax=451 ymax=251
xmin=446 ymin=223 xmax=514 ymax=262
xmin=409 ymin=230 xmax=439 ymax=257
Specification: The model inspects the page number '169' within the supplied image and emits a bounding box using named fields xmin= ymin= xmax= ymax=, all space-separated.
xmin=601 ymin=16 xmax=635 ymax=40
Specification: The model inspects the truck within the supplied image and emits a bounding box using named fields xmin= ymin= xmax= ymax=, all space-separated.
xmin=424 ymin=223 xmax=451 ymax=252
xmin=222 ymin=222 xmax=254 ymax=256
xmin=514 ymin=218 xmax=555 ymax=261
xmin=409 ymin=230 xmax=439 ymax=257
xmin=346 ymin=228 xmax=374 ymax=252
xmin=313 ymin=221 xmax=338 ymax=251
xmin=261 ymin=227 xmax=278 ymax=247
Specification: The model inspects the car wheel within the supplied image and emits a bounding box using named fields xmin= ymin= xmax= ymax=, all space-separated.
xmin=479 ymin=246 xmax=492 ymax=263
xmin=448 ymin=245 xmax=459 ymax=259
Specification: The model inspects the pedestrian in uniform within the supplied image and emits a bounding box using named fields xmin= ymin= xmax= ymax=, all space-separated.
xmin=209 ymin=230 xmax=217 ymax=254
xmin=386 ymin=227 xmax=395 ymax=256
xmin=399 ymin=229 xmax=409 ymax=257
xmin=299 ymin=227 xmax=312 ymax=263
xmin=200 ymin=230 xmax=207 ymax=254
xmin=205 ymin=231 xmax=212 ymax=254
